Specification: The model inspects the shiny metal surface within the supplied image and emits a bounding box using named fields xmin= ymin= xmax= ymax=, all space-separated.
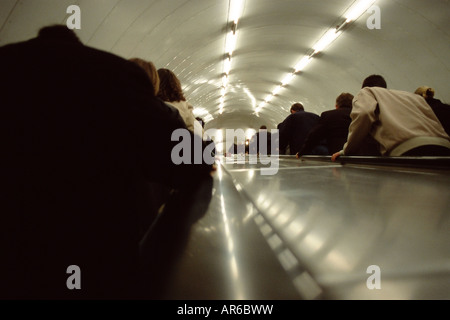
xmin=142 ymin=163 xmax=304 ymax=300
xmin=144 ymin=156 xmax=450 ymax=300
xmin=221 ymin=156 xmax=450 ymax=299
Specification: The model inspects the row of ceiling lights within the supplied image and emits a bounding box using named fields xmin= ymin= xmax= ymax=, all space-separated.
xmin=218 ymin=0 xmax=378 ymax=115
xmin=219 ymin=0 xmax=245 ymax=115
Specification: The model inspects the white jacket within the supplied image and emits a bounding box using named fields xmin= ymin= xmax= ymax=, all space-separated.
xmin=342 ymin=87 xmax=450 ymax=156
xmin=165 ymin=100 xmax=196 ymax=131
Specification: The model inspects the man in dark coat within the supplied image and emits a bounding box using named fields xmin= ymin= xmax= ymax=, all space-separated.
xmin=0 ymin=25 xmax=214 ymax=299
xmin=298 ymin=92 xmax=381 ymax=157
xmin=415 ymin=86 xmax=450 ymax=136
xmin=278 ymin=103 xmax=320 ymax=155
xmin=298 ymin=93 xmax=354 ymax=155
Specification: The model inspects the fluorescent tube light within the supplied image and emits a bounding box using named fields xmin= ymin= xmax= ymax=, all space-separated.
xmin=222 ymin=75 xmax=229 ymax=87
xmin=294 ymin=56 xmax=312 ymax=72
xmin=313 ymin=29 xmax=342 ymax=53
xmin=230 ymin=0 xmax=245 ymax=24
xmin=272 ymin=85 xmax=282 ymax=95
xmin=225 ymin=31 xmax=237 ymax=55
xmin=264 ymin=95 xmax=273 ymax=103
xmin=281 ymin=73 xmax=295 ymax=86
xmin=255 ymin=102 xmax=265 ymax=113
xmin=223 ymin=57 xmax=232 ymax=74
xmin=344 ymin=0 xmax=377 ymax=23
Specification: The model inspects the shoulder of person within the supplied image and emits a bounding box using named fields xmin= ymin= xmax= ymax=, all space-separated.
xmin=171 ymin=100 xmax=190 ymax=109
xmin=308 ymin=111 xmax=320 ymax=118
xmin=0 ymin=37 xmax=36 ymax=54
xmin=355 ymin=86 xmax=385 ymax=100
xmin=431 ymin=98 xmax=450 ymax=108
xmin=321 ymin=109 xmax=340 ymax=118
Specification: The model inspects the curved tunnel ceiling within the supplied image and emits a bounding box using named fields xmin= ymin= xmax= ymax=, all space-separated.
xmin=0 ymin=0 xmax=449 ymax=133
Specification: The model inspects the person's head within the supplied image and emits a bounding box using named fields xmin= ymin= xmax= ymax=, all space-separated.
xmin=335 ymin=92 xmax=354 ymax=109
xmin=415 ymin=86 xmax=435 ymax=100
xmin=361 ymin=74 xmax=387 ymax=89
xmin=129 ymin=58 xmax=160 ymax=96
xmin=38 ymin=25 xmax=81 ymax=44
xmin=290 ymin=103 xmax=304 ymax=113
xmin=157 ymin=68 xmax=186 ymax=102
xmin=260 ymin=125 xmax=267 ymax=130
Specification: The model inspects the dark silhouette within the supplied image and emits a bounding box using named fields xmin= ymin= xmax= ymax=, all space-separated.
xmin=0 ymin=25 xmax=214 ymax=299
xmin=279 ymin=103 xmax=320 ymax=155
xmin=415 ymin=86 xmax=450 ymax=136
xmin=299 ymin=93 xmax=354 ymax=155
xmin=298 ymin=92 xmax=379 ymax=156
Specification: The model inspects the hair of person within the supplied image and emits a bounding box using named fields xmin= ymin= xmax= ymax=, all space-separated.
xmin=260 ymin=125 xmax=267 ymax=130
xmin=415 ymin=86 xmax=435 ymax=100
xmin=361 ymin=74 xmax=387 ymax=89
xmin=129 ymin=58 xmax=160 ymax=95
xmin=335 ymin=92 xmax=354 ymax=109
xmin=38 ymin=24 xmax=81 ymax=44
xmin=156 ymin=68 xmax=186 ymax=102
xmin=290 ymin=103 xmax=304 ymax=112
xmin=195 ymin=117 xmax=205 ymax=128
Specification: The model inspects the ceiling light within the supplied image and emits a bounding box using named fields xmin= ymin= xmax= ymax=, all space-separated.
xmin=255 ymin=101 xmax=266 ymax=113
xmin=218 ymin=0 xmax=245 ymax=115
xmin=229 ymin=0 xmax=245 ymax=24
xmin=294 ymin=56 xmax=312 ymax=72
xmin=272 ymin=85 xmax=282 ymax=95
xmin=244 ymin=88 xmax=257 ymax=109
xmin=223 ymin=57 xmax=232 ymax=74
xmin=281 ymin=73 xmax=296 ymax=86
xmin=222 ymin=75 xmax=229 ymax=87
xmin=313 ymin=29 xmax=342 ymax=54
xmin=256 ymin=0 xmax=378 ymax=113
xmin=225 ymin=31 xmax=238 ymax=55
xmin=344 ymin=0 xmax=377 ymax=23
xmin=264 ymin=95 xmax=273 ymax=103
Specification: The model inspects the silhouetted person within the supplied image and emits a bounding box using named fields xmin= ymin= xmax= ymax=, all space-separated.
xmin=298 ymin=92 xmax=379 ymax=156
xmin=129 ymin=57 xmax=183 ymax=240
xmin=279 ymin=103 xmax=320 ymax=155
xmin=249 ymin=125 xmax=273 ymax=155
xmin=415 ymin=86 xmax=450 ymax=136
xmin=157 ymin=68 xmax=201 ymax=134
xmin=299 ymin=93 xmax=354 ymax=155
xmin=332 ymin=75 xmax=450 ymax=161
xmin=0 ymin=25 xmax=214 ymax=299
